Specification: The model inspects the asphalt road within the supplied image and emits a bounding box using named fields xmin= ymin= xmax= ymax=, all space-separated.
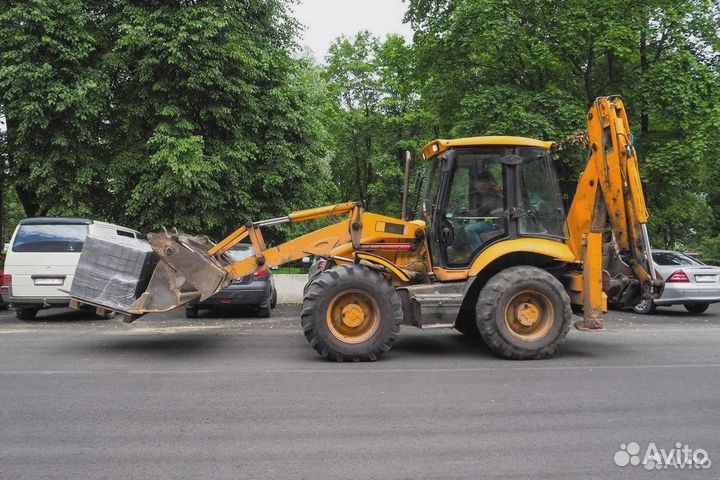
xmin=1 ymin=303 xmax=719 ymax=480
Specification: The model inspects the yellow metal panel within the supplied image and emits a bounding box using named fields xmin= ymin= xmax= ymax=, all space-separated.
xmin=582 ymin=232 xmax=606 ymax=326
xmin=433 ymin=267 xmax=470 ymax=282
xmin=287 ymin=202 xmax=357 ymax=222
xmin=354 ymin=252 xmax=411 ymax=282
xmin=468 ymin=238 xmax=578 ymax=277
xmin=422 ymin=136 xmax=554 ymax=160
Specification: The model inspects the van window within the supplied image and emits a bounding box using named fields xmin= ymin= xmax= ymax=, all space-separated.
xmin=12 ymin=224 xmax=89 ymax=253
xmin=116 ymin=230 xmax=134 ymax=238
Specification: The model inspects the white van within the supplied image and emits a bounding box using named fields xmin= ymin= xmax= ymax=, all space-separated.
xmin=1 ymin=217 xmax=142 ymax=319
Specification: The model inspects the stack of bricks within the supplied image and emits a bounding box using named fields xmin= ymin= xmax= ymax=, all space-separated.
xmin=70 ymin=235 xmax=158 ymax=312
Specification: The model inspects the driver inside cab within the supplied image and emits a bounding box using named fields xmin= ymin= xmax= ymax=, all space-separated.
xmin=464 ymin=171 xmax=503 ymax=250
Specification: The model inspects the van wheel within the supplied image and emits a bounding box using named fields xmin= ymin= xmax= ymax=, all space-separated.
xmin=476 ymin=266 xmax=571 ymax=360
xmin=16 ymin=308 xmax=39 ymax=320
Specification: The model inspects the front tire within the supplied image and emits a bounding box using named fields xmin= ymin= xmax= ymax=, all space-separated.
xmin=684 ymin=303 xmax=709 ymax=314
xmin=633 ymin=299 xmax=656 ymax=315
xmin=185 ymin=306 xmax=199 ymax=318
xmin=301 ymin=265 xmax=402 ymax=362
xmin=16 ymin=308 xmax=39 ymax=320
xmin=476 ymin=266 xmax=572 ymax=360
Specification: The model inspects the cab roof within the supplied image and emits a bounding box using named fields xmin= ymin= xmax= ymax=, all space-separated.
xmin=422 ymin=136 xmax=555 ymax=160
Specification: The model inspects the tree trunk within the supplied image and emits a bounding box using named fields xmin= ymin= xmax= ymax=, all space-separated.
xmin=640 ymin=29 xmax=650 ymax=134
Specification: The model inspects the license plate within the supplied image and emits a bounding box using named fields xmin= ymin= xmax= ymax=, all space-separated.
xmin=33 ymin=277 xmax=65 ymax=286
xmin=695 ymin=275 xmax=717 ymax=283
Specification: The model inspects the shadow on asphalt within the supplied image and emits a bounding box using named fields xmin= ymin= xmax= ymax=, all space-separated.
xmin=24 ymin=308 xmax=111 ymax=324
xmin=392 ymin=331 xmax=496 ymax=359
xmin=75 ymin=334 xmax=226 ymax=358
xmin=191 ymin=308 xmax=265 ymax=319
xmin=391 ymin=327 xmax=635 ymax=361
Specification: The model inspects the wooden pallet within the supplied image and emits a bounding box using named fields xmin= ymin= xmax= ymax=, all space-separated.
xmin=69 ymin=298 xmax=140 ymax=323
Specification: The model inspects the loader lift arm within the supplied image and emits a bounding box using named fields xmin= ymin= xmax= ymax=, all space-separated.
xmin=129 ymin=202 xmax=427 ymax=315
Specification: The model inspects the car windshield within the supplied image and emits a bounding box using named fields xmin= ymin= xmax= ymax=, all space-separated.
xmin=652 ymin=251 xmax=703 ymax=266
xmin=12 ymin=224 xmax=89 ymax=253
xmin=225 ymin=246 xmax=255 ymax=262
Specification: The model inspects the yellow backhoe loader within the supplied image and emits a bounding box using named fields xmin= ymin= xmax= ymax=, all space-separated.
xmin=71 ymin=97 xmax=663 ymax=361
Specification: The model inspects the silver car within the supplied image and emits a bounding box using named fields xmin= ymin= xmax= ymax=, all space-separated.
xmin=634 ymin=250 xmax=720 ymax=314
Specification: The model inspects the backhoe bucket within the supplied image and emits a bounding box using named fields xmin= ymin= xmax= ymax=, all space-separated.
xmin=69 ymin=232 xmax=231 ymax=320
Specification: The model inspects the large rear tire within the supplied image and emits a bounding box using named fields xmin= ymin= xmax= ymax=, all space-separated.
xmin=301 ymin=265 xmax=402 ymax=362
xmin=476 ymin=266 xmax=571 ymax=360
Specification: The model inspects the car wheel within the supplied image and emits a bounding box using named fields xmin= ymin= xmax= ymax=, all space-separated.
xmin=16 ymin=308 xmax=39 ymax=320
xmin=257 ymin=305 xmax=271 ymax=318
xmin=185 ymin=306 xmax=199 ymax=318
xmin=270 ymin=288 xmax=277 ymax=309
xmin=684 ymin=303 xmax=709 ymax=314
xmin=633 ymin=299 xmax=656 ymax=315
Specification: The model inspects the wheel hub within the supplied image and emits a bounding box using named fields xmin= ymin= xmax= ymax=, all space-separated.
xmin=341 ymin=303 xmax=366 ymax=328
xmin=504 ymin=290 xmax=555 ymax=341
xmin=516 ymin=302 xmax=540 ymax=327
xmin=326 ymin=290 xmax=381 ymax=344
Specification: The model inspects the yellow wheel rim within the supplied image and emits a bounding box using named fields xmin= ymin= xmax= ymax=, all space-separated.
xmin=326 ymin=289 xmax=380 ymax=344
xmin=504 ymin=290 xmax=554 ymax=341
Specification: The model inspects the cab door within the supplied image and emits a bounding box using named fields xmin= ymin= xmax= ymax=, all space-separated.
xmin=431 ymin=149 xmax=510 ymax=269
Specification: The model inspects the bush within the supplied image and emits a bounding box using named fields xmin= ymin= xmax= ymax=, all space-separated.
xmin=698 ymin=236 xmax=720 ymax=266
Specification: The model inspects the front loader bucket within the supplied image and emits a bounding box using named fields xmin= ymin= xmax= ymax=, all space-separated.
xmin=69 ymin=232 xmax=231 ymax=320
xmin=129 ymin=233 xmax=230 ymax=314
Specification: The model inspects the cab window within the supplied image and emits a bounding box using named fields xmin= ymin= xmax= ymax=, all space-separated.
xmin=441 ymin=151 xmax=507 ymax=267
xmin=517 ymin=151 xmax=565 ymax=238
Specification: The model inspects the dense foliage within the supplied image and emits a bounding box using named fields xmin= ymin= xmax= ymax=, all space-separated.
xmin=0 ymin=0 xmax=333 ymax=240
xmin=2 ymin=0 xmax=720 ymax=255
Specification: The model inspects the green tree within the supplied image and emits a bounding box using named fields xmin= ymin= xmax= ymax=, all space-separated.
xmin=406 ymin=0 xmax=720 ymax=247
xmin=323 ymin=32 xmax=434 ymax=216
xmin=1 ymin=0 xmax=334 ymax=240
xmin=107 ymin=0 xmax=333 ymax=237
xmin=0 ymin=0 xmax=112 ymax=217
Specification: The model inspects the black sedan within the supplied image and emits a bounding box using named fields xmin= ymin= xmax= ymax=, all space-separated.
xmin=185 ymin=244 xmax=277 ymax=318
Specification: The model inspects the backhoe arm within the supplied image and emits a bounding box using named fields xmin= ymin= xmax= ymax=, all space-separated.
xmin=566 ymin=97 xmax=663 ymax=326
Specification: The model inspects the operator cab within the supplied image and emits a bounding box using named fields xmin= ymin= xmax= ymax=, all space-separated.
xmin=421 ymin=136 xmax=566 ymax=269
